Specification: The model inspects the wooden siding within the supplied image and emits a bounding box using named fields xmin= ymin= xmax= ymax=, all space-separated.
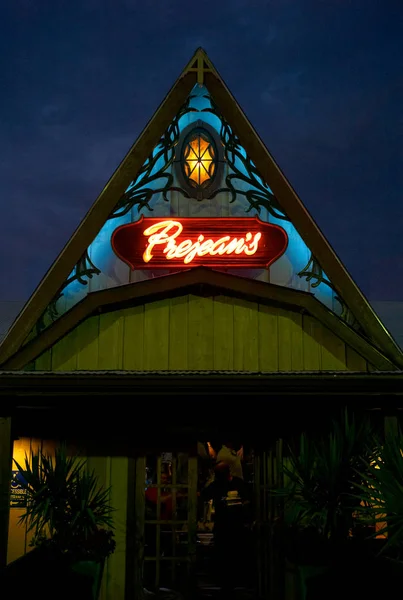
xmin=33 ymin=294 xmax=368 ymax=372
xmin=87 ymin=454 xmax=128 ymax=600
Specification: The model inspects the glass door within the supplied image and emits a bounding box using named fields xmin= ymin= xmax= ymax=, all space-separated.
xmin=134 ymin=452 xmax=198 ymax=596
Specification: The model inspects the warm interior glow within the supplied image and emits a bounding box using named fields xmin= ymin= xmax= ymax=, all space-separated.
xmin=207 ymin=442 xmax=216 ymax=459
xmin=372 ymin=458 xmax=387 ymax=538
xmin=354 ymin=458 xmax=387 ymax=539
xmin=184 ymin=133 xmax=215 ymax=187
xmin=142 ymin=220 xmax=261 ymax=265
xmin=8 ymin=438 xmax=40 ymax=564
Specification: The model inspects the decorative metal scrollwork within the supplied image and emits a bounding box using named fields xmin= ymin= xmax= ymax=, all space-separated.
xmin=201 ymin=97 xmax=289 ymax=221
xmin=298 ymin=254 xmax=363 ymax=333
xmin=35 ymin=250 xmax=101 ymax=334
xmin=110 ymin=97 xmax=197 ymax=219
xmin=68 ymin=251 xmax=101 ymax=287
xmin=297 ymin=254 xmax=328 ymax=289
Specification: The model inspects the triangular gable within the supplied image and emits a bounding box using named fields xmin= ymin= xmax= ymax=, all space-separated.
xmin=1 ymin=48 xmax=402 ymax=368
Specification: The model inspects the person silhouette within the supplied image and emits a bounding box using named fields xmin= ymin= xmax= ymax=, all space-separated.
xmin=202 ymin=461 xmax=247 ymax=599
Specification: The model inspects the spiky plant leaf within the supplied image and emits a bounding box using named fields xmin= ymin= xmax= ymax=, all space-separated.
xmin=354 ymin=429 xmax=403 ymax=554
xmin=273 ymin=410 xmax=375 ymax=541
xmin=14 ymin=445 xmax=115 ymax=558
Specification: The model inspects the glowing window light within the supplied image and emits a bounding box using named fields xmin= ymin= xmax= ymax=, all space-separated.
xmin=183 ymin=130 xmax=216 ymax=188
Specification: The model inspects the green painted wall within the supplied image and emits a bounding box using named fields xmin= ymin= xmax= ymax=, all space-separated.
xmin=34 ymin=294 xmax=368 ymax=372
xmin=86 ymin=454 xmax=128 ymax=600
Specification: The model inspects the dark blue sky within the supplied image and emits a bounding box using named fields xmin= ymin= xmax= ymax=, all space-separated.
xmin=1 ymin=0 xmax=402 ymax=302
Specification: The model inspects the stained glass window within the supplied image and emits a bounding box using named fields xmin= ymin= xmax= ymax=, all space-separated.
xmin=182 ymin=129 xmax=216 ymax=188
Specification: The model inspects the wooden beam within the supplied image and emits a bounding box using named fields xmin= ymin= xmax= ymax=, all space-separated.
xmin=0 ymin=417 xmax=12 ymax=568
xmin=384 ymin=415 xmax=399 ymax=437
xmin=133 ymin=458 xmax=146 ymax=599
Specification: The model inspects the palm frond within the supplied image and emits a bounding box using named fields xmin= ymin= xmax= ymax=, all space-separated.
xmin=14 ymin=445 xmax=115 ymax=555
xmin=354 ymin=429 xmax=403 ymax=553
xmin=272 ymin=409 xmax=375 ymax=541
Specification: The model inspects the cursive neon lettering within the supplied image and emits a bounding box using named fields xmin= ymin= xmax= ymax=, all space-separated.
xmin=244 ymin=232 xmax=261 ymax=255
xmin=171 ymin=239 xmax=193 ymax=259
xmin=210 ymin=237 xmax=231 ymax=255
xmin=143 ymin=220 xmax=183 ymax=263
xmin=142 ymin=220 xmax=262 ymax=265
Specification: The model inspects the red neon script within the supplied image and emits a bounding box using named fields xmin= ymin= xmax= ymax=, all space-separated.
xmin=111 ymin=216 xmax=288 ymax=270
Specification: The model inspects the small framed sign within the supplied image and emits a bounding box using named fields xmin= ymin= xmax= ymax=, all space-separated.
xmin=10 ymin=470 xmax=28 ymax=508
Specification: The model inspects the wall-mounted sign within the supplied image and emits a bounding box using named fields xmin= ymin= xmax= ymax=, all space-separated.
xmin=10 ymin=470 xmax=27 ymax=508
xmin=111 ymin=217 xmax=288 ymax=270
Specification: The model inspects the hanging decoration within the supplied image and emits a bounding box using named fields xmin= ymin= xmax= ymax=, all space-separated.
xmin=298 ymin=254 xmax=364 ymax=332
xmin=109 ymin=97 xmax=197 ymax=219
xmin=201 ymin=97 xmax=289 ymax=221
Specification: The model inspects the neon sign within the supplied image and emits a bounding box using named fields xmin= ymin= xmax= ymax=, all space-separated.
xmin=111 ymin=217 xmax=288 ymax=269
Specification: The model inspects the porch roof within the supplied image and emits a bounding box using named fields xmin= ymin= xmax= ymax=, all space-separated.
xmin=2 ymin=370 xmax=401 ymax=443
xmin=0 ymin=369 xmax=403 ymax=399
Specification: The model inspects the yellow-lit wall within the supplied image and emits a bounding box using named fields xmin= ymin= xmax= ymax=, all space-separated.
xmin=8 ymin=438 xmax=41 ymax=563
xmin=8 ymin=439 xmax=128 ymax=600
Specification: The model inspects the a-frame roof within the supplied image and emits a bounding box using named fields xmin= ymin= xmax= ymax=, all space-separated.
xmin=1 ymin=48 xmax=402 ymax=369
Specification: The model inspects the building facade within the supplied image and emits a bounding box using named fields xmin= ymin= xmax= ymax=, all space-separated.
xmin=1 ymin=49 xmax=402 ymax=600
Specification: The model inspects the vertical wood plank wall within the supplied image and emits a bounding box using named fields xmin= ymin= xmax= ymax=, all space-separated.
xmin=85 ymin=453 xmax=128 ymax=600
xmin=33 ymin=294 xmax=369 ymax=372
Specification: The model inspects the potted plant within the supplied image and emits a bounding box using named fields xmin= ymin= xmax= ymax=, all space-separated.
xmin=12 ymin=445 xmax=116 ymax=600
xmin=272 ymin=410 xmax=375 ymax=599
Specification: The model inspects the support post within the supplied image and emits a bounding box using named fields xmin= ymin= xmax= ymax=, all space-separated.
xmin=133 ymin=457 xmax=146 ymax=600
xmin=384 ymin=414 xmax=399 ymax=438
xmin=0 ymin=417 xmax=12 ymax=568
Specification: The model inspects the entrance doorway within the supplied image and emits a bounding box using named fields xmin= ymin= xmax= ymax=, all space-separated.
xmin=134 ymin=452 xmax=198 ymax=596
xmin=132 ymin=443 xmax=278 ymax=599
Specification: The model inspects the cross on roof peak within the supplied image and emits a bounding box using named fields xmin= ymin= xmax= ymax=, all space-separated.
xmin=186 ymin=48 xmax=212 ymax=85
